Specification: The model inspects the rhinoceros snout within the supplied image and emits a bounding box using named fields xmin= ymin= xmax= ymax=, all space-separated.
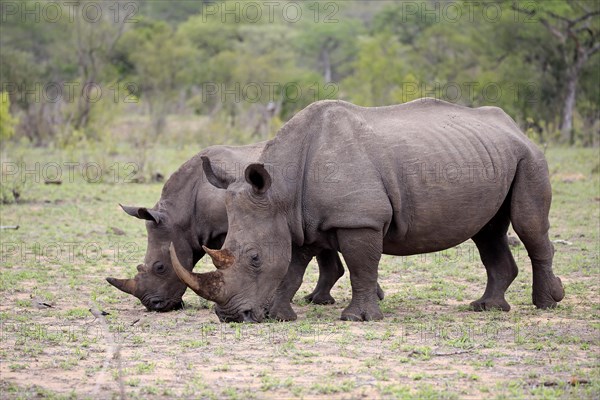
xmin=241 ymin=310 xmax=258 ymax=323
xmin=144 ymin=297 xmax=184 ymax=312
xmin=215 ymin=306 xmax=259 ymax=323
xmin=149 ymin=298 xmax=163 ymax=309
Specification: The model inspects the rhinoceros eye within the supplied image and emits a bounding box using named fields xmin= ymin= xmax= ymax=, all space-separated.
xmin=249 ymin=253 xmax=261 ymax=268
xmin=153 ymin=262 xmax=166 ymax=274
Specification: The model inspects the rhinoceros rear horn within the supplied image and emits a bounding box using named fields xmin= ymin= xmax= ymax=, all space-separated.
xmin=119 ymin=204 xmax=162 ymax=224
xmin=169 ymin=243 xmax=225 ymax=303
xmin=202 ymin=246 xmax=234 ymax=270
xmin=106 ymin=277 xmax=137 ymax=296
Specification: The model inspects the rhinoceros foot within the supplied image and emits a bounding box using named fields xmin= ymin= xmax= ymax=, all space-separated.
xmin=305 ymin=283 xmax=384 ymax=305
xmin=533 ymin=275 xmax=565 ymax=309
xmin=267 ymin=302 xmax=298 ymax=321
xmin=340 ymin=296 xmax=383 ymax=322
xmin=469 ymin=297 xmax=511 ymax=312
xmin=304 ymin=291 xmax=336 ymax=305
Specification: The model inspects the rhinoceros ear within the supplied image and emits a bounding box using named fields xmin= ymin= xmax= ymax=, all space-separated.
xmin=201 ymin=156 xmax=236 ymax=190
xmin=120 ymin=204 xmax=162 ymax=224
xmin=245 ymin=163 xmax=272 ymax=194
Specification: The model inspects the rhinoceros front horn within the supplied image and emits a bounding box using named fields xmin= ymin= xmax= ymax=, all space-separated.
xmin=169 ymin=243 xmax=225 ymax=304
xmin=106 ymin=277 xmax=137 ymax=296
xmin=202 ymin=246 xmax=234 ymax=270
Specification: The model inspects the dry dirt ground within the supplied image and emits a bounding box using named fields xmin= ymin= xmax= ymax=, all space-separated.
xmin=1 ymin=147 xmax=598 ymax=399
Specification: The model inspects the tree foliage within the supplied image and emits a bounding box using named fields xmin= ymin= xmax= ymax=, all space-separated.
xmin=1 ymin=0 xmax=598 ymax=146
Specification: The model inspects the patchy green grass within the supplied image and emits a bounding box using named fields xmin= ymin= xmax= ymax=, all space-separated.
xmin=0 ymin=145 xmax=598 ymax=398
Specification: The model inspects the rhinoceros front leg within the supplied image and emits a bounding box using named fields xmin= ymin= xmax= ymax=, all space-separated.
xmin=337 ymin=228 xmax=384 ymax=321
xmin=267 ymin=246 xmax=313 ymax=321
xmin=305 ymin=249 xmax=385 ymax=304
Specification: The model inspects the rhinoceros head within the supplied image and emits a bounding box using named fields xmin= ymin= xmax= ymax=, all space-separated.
xmin=170 ymin=157 xmax=292 ymax=322
xmin=106 ymin=204 xmax=188 ymax=312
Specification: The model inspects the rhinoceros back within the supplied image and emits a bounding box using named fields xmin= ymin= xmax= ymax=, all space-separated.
xmin=269 ymin=99 xmax=542 ymax=254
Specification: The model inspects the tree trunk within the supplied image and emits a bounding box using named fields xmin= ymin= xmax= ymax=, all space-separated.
xmin=559 ymin=40 xmax=589 ymax=144
xmin=560 ymin=52 xmax=587 ymax=144
xmin=321 ymin=47 xmax=332 ymax=83
xmin=560 ymin=67 xmax=577 ymax=143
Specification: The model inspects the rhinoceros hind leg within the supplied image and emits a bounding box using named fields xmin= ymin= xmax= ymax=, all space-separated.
xmin=376 ymin=283 xmax=385 ymax=301
xmin=510 ymin=159 xmax=564 ymax=309
xmin=470 ymin=198 xmax=517 ymax=312
xmin=337 ymin=229 xmax=384 ymax=322
xmin=304 ymin=249 xmax=344 ymax=305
